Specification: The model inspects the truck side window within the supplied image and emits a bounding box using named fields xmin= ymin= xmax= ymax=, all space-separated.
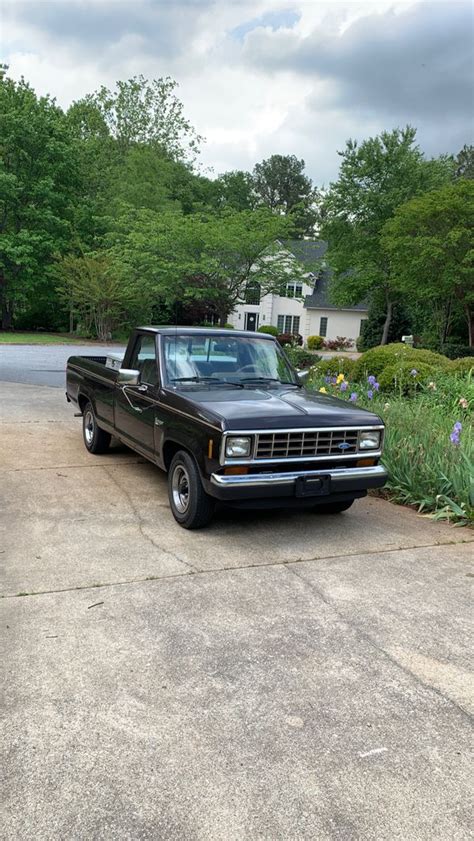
xmin=130 ymin=335 xmax=159 ymax=386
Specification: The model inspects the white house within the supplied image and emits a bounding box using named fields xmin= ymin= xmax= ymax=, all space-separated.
xmin=228 ymin=240 xmax=368 ymax=346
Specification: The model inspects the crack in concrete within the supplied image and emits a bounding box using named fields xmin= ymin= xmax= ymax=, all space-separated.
xmin=0 ymin=420 xmax=71 ymax=425
xmin=102 ymin=465 xmax=198 ymax=574
xmin=1 ymin=460 xmax=145 ymax=472
xmin=283 ymin=563 xmax=474 ymax=723
xmin=2 ymin=541 xmax=472 ymax=600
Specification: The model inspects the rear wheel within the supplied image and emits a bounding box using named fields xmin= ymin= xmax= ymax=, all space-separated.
xmin=168 ymin=451 xmax=215 ymax=529
xmin=82 ymin=401 xmax=111 ymax=454
xmin=314 ymin=499 xmax=355 ymax=515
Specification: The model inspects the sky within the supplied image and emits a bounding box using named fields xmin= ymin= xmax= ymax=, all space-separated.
xmin=2 ymin=0 xmax=473 ymax=185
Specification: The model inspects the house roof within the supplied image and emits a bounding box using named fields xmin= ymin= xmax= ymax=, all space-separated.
xmin=281 ymin=239 xmax=368 ymax=313
xmin=304 ymin=272 xmax=369 ymax=312
xmin=280 ymin=239 xmax=328 ymax=264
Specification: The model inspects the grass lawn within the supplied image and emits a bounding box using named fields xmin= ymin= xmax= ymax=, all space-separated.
xmin=0 ymin=332 xmax=90 ymax=345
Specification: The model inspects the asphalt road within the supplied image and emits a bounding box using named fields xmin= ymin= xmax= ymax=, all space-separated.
xmin=1 ymin=376 xmax=473 ymax=840
xmin=0 ymin=343 xmax=125 ymax=387
xmin=0 ymin=343 xmax=356 ymax=388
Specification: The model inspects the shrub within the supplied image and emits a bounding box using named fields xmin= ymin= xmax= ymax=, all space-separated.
xmin=277 ymin=332 xmax=303 ymax=347
xmin=323 ymin=336 xmax=353 ymax=351
xmin=307 ymin=356 xmax=357 ymax=382
xmin=378 ymin=360 xmax=440 ymax=393
xmin=307 ymin=334 xmax=324 ymax=350
xmin=284 ymin=346 xmax=319 ymax=370
xmin=223 ymin=323 xmax=234 ymax=329
xmin=258 ymin=325 xmax=279 ymax=336
xmin=442 ymin=342 xmax=473 ymax=359
xmin=353 ymin=343 xmax=451 ymax=381
xmin=450 ymin=357 xmax=474 ymax=375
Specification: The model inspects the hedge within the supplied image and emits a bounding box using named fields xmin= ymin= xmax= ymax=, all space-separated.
xmin=352 ymin=343 xmax=451 ymax=381
xmin=307 ymin=335 xmax=324 ymax=350
xmin=257 ymin=325 xmax=279 ymax=336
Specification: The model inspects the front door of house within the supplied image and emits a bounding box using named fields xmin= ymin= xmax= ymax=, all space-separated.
xmin=245 ymin=312 xmax=259 ymax=331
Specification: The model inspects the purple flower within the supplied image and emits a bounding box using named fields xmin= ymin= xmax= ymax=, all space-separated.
xmin=373 ymin=381 xmax=380 ymax=391
xmin=367 ymin=375 xmax=376 ymax=386
xmin=324 ymin=375 xmax=330 ymax=384
xmin=367 ymin=390 xmax=373 ymax=400
xmin=410 ymin=369 xmax=418 ymax=377
xmin=450 ymin=421 xmax=463 ymax=446
xmin=349 ymin=392 xmax=357 ymax=402
xmin=340 ymin=381 xmax=348 ymax=392
xmin=330 ymin=376 xmax=337 ymax=385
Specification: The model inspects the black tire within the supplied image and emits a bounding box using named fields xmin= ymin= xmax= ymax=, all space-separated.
xmin=314 ymin=499 xmax=355 ymax=515
xmin=168 ymin=450 xmax=215 ymax=529
xmin=82 ymin=401 xmax=111 ymax=454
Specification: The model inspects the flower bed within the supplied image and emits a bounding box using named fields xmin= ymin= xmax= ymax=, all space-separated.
xmin=307 ymin=347 xmax=473 ymax=525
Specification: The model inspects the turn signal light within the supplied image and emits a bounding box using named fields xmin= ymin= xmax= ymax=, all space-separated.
xmin=224 ymin=466 xmax=249 ymax=475
xmin=356 ymin=458 xmax=376 ymax=467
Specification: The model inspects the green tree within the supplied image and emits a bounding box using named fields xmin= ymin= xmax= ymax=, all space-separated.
xmin=75 ymin=75 xmax=202 ymax=162
xmin=252 ymin=154 xmax=316 ymax=236
xmin=454 ymin=144 xmax=474 ymax=180
xmin=55 ymin=253 xmax=139 ymax=341
xmin=214 ymin=170 xmax=256 ymax=211
xmin=320 ymin=127 xmax=453 ymax=344
xmin=383 ymin=179 xmax=474 ymax=348
xmin=114 ymin=208 xmax=305 ymax=325
xmin=0 ymin=70 xmax=80 ymax=329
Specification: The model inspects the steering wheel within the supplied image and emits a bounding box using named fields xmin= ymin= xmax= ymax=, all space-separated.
xmin=236 ymin=364 xmax=261 ymax=375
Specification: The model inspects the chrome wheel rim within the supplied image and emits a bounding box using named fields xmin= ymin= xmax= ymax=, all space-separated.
xmin=172 ymin=465 xmax=190 ymax=514
xmin=84 ymin=410 xmax=94 ymax=446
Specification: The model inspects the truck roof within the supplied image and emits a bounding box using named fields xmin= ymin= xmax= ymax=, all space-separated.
xmin=137 ymin=326 xmax=275 ymax=340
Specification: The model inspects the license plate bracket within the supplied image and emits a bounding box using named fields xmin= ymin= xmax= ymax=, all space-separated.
xmin=295 ymin=475 xmax=331 ymax=497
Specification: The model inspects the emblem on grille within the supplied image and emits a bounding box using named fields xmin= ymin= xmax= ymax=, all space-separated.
xmin=338 ymin=442 xmax=351 ymax=451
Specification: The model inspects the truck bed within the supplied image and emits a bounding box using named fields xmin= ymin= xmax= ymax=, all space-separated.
xmin=66 ymin=355 xmax=119 ymax=423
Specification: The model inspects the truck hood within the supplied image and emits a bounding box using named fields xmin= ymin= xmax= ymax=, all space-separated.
xmin=179 ymin=386 xmax=383 ymax=430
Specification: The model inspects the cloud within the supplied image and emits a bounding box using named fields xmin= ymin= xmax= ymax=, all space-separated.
xmin=243 ymin=1 xmax=474 ymax=125
xmin=2 ymin=0 xmax=214 ymax=62
xmin=230 ymin=8 xmax=300 ymax=41
xmin=2 ymin=1 xmax=473 ymax=185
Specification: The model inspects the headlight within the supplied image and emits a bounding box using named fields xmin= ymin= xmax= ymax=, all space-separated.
xmin=225 ymin=436 xmax=252 ymax=458
xmin=359 ymin=430 xmax=381 ymax=450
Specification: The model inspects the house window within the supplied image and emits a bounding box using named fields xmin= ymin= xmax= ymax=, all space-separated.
xmin=286 ymin=281 xmax=303 ymax=299
xmin=245 ymin=280 xmax=261 ymax=305
xmin=277 ymin=315 xmax=300 ymax=334
xmin=319 ymin=317 xmax=328 ymax=337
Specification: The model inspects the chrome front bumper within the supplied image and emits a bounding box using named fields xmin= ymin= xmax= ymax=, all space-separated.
xmin=208 ymin=464 xmax=388 ymax=499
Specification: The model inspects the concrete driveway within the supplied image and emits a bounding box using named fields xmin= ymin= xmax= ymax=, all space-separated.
xmin=1 ymin=374 xmax=473 ymax=840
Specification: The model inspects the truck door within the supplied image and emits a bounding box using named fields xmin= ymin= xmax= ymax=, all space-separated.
xmin=114 ymin=333 xmax=159 ymax=457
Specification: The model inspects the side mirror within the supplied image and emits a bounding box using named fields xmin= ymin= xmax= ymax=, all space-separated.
xmin=297 ymin=369 xmax=310 ymax=383
xmin=117 ymin=368 xmax=140 ymax=386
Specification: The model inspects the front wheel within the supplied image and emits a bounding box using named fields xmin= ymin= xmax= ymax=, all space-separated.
xmin=82 ymin=401 xmax=111 ymax=454
xmin=168 ymin=451 xmax=215 ymax=529
xmin=314 ymin=499 xmax=355 ymax=515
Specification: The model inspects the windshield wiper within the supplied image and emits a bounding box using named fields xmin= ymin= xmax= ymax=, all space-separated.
xmin=240 ymin=377 xmax=299 ymax=386
xmin=170 ymin=376 xmax=244 ymax=388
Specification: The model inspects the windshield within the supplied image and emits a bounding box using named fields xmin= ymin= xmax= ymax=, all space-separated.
xmin=162 ymin=333 xmax=298 ymax=387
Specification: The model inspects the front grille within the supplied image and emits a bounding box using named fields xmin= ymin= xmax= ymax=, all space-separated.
xmin=255 ymin=429 xmax=359 ymax=459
